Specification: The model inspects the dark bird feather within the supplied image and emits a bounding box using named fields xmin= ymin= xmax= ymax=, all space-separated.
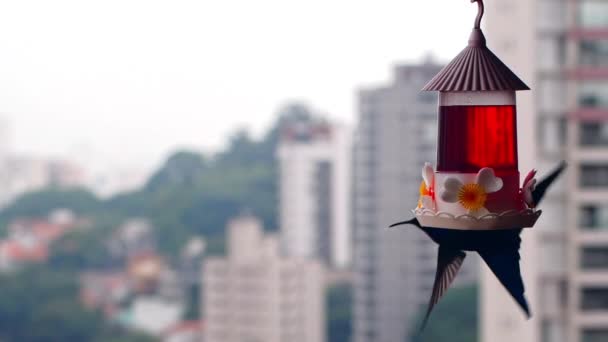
xmin=389 ymin=217 xmax=422 ymax=229
xmin=389 ymin=162 xmax=566 ymax=330
xmin=420 ymin=246 xmax=466 ymax=330
xmin=532 ymin=161 xmax=567 ymax=206
xmin=478 ymin=242 xmax=530 ymax=317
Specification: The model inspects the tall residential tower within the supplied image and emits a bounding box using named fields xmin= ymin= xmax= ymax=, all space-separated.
xmin=352 ymin=61 xmax=478 ymax=342
xmin=483 ymin=1 xmax=608 ymax=341
xmin=278 ymin=116 xmax=352 ymax=269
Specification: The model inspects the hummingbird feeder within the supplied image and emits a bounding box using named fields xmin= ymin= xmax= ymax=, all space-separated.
xmin=415 ymin=0 xmax=541 ymax=230
xmin=391 ymin=1 xmax=566 ymax=329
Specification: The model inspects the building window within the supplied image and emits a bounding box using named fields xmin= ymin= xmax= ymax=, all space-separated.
xmin=559 ymin=280 xmax=568 ymax=307
xmin=582 ymin=329 xmax=608 ymax=342
xmin=540 ymin=240 xmax=566 ymax=273
xmin=539 ymin=79 xmax=566 ymax=113
xmin=580 ymin=122 xmax=608 ymax=146
xmin=579 ymin=82 xmax=608 ymax=108
xmin=538 ymin=116 xmax=567 ymax=154
xmin=580 ymin=204 xmax=608 ymax=229
xmin=537 ymin=0 xmax=566 ymax=32
xmin=541 ymin=319 xmax=564 ymax=342
xmin=580 ymin=40 xmax=608 ymax=66
xmin=579 ymin=1 xmax=608 ymax=28
xmin=538 ymin=36 xmax=566 ymax=70
xmin=581 ymin=247 xmax=608 ymax=269
xmin=314 ymin=161 xmax=332 ymax=265
xmin=580 ymin=164 xmax=608 ymax=187
xmin=581 ymin=288 xmax=608 ymax=310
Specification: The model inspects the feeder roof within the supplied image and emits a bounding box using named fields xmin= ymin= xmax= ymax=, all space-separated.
xmin=422 ymin=0 xmax=529 ymax=92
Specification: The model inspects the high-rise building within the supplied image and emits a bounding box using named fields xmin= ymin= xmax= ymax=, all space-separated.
xmin=482 ymin=1 xmax=608 ymax=342
xmin=203 ymin=215 xmax=325 ymax=342
xmin=278 ymin=117 xmax=352 ymax=269
xmin=352 ymin=61 xmax=478 ymax=342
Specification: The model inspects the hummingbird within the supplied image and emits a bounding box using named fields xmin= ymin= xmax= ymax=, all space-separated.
xmin=390 ymin=161 xmax=566 ymax=330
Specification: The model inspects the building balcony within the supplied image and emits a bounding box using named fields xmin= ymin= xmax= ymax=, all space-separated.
xmin=575 ymin=311 xmax=608 ymax=328
xmin=576 ymin=231 xmax=608 ymax=246
xmin=577 ymin=271 xmax=608 ymax=285
xmin=570 ymin=108 xmax=608 ymax=121
xmin=572 ymin=148 xmax=608 ymax=163
xmin=568 ymin=29 xmax=608 ymax=40
xmin=573 ymin=191 xmax=608 ymax=205
xmin=567 ymin=68 xmax=608 ymax=80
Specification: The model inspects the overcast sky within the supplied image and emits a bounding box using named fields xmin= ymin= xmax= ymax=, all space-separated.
xmin=0 ymin=0 xmax=475 ymax=170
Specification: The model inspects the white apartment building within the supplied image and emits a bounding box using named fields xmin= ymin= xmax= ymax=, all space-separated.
xmin=278 ymin=119 xmax=352 ymax=269
xmin=483 ymin=1 xmax=608 ymax=342
xmin=203 ymin=215 xmax=325 ymax=342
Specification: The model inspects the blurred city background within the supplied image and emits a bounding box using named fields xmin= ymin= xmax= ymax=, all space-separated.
xmin=0 ymin=0 xmax=601 ymax=342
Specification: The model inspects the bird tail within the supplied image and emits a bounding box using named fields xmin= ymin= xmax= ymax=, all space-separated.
xmin=478 ymin=231 xmax=531 ymax=318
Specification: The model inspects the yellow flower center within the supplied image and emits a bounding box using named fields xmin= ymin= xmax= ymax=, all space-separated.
xmin=457 ymin=183 xmax=487 ymax=211
xmin=419 ymin=180 xmax=430 ymax=196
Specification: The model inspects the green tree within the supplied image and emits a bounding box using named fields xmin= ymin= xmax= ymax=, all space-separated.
xmin=183 ymin=284 xmax=201 ymax=321
xmin=0 ymin=105 xmax=325 ymax=256
xmin=145 ymin=151 xmax=208 ymax=192
xmin=0 ymin=104 xmax=333 ymax=341
xmin=49 ymin=228 xmax=113 ymax=271
xmin=410 ymin=285 xmax=478 ymax=342
xmin=327 ymin=284 xmax=352 ymax=342
xmin=0 ymin=267 xmax=156 ymax=342
xmin=0 ymin=188 xmax=100 ymax=229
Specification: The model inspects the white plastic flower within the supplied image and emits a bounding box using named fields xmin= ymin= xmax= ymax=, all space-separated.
xmin=522 ymin=169 xmax=537 ymax=208
xmin=418 ymin=163 xmax=436 ymax=211
xmin=440 ymin=168 xmax=503 ymax=216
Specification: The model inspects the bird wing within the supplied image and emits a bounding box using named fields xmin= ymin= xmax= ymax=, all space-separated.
xmin=478 ymin=245 xmax=531 ymax=318
xmin=532 ymin=161 xmax=567 ymax=206
xmin=420 ymin=245 xmax=466 ymax=330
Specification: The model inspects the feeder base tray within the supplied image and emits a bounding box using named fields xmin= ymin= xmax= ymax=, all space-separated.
xmin=414 ymin=208 xmax=541 ymax=231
